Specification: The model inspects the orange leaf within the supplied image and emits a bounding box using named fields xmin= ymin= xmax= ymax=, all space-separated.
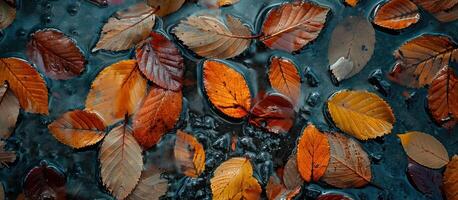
xmin=427 ymin=66 xmax=458 ymax=128
xmin=398 ymin=131 xmax=449 ymax=169
xmin=0 ymin=82 xmax=19 ymax=139
xmin=283 ymin=156 xmax=303 ymax=190
xmin=297 ymin=124 xmax=330 ymax=182
xmin=260 ymin=1 xmax=329 ymax=52
xmin=389 ymin=35 xmax=458 ymax=88
xmin=322 ymin=133 xmax=372 ymax=188
xmin=345 ymin=0 xmax=359 ymax=7
xmin=85 ymin=59 xmax=147 ymax=125
xmin=249 ymin=93 xmax=295 ymax=134
xmin=373 ymin=0 xmax=420 ymax=30
xmin=266 ymin=174 xmax=300 ymax=200
xmin=443 ymin=155 xmax=458 ymax=200
xmin=268 ymin=57 xmax=301 ymax=105
xmin=0 ymin=58 xmax=48 ymax=114
xmin=174 ymin=130 xmax=206 ymax=178
xmin=203 ymin=60 xmax=251 ymax=119
xmin=412 ymin=0 xmax=458 ymax=22
xmin=48 ymin=110 xmax=106 ymax=149
xmin=133 ymin=86 xmax=182 ymax=149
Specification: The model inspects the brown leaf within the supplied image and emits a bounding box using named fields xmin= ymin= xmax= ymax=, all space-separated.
xmin=373 ymin=0 xmax=420 ymax=30
xmin=406 ymin=159 xmax=443 ymax=197
xmin=388 ymin=34 xmax=458 ymax=88
xmin=173 ymin=14 xmax=252 ymax=59
xmin=26 ymin=29 xmax=86 ymax=80
xmin=23 ymin=163 xmax=66 ymax=200
xmin=133 ymin=86 xmax=182 ymax=149
xmin=398 ymin=131 xmax=449 ymax=169
xmin=0 ymin=141 xmax=15 ymax=167
xmin=100 ymin=123 xmax=143 ymax=200
xmin=174 ymin=130 xmax=206 ymax=178
xmin=283 ymin=156 xmax=303 ymax=190
xmin=427 ymin=66 xmax=458 ymax=128
xmin=93 ymin=3 xmax=156 ymax=52
xmin=268 ymin=57 xmax=301 ymax=105
xmin=48 ymin=110 xmax=106 ymax=149
xmin=297 ymin=124 xmax=330 ymax=182
xmin=135 ymin=32 xmax=184 ymax=91
xmin=322 ymin=133 xmax=372 ymax=188
xmin=203 ymin=60 xmax=252 ymax=119
xmin=127 ymin=167 xmax=168 ymax=200
xmin=0 ymin=0 xmax=15 ymax=29
xmin=412 ymin=0 xmax=458 ymax=22
xmin=85 ymin=59 xmax=147 ymax=125
xmin=266 ymin=174 xmax=300 ymax=200
xmin=146 ymin=0 xmax=185 ymax=16
xmin=260 ymin=1 xmax=329 ymax=53
xmin=443 ymin=155 xmax=458 ymax=200
xmin=249 ymin=93 xmax=295 ymax=134
xmin=0 ymin=58 xmax=49 ymax=114
xmin=328 ymin=16 xmax=375 ymax=82
xmin=0 ymin=82 xmax=19 ymax=139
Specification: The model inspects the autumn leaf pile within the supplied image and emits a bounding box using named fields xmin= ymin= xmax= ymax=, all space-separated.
xmin=0 ymin=0 xmax=458 ymax=199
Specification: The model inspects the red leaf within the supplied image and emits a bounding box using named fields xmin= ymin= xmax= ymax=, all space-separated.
xmin=316 ymin=193 xmax=353 ymax=200
xmin=23 ymin=163 xmax=66 ymax=200
xmin=249 ymin=93 xmax=295 ymax=134
xmin=427 ymin=66 xmax=458 ymax=128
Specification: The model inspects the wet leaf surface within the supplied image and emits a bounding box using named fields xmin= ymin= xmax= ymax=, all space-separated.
xmin=23 ymin=163 xmax=66 ymax=200
xmin=266 ymin=174 xmax=300 ymax=200
xmin=146 ymin=0 xmax=185 ymax=16
xmin=268 ymin=57 xmax=301 ymax=106
xmin=0 ymin=0 xmax=15 ymax=29
xmin=282 ymin=156 xmax=302 ymax=190
xmin=127 ymin=167 xmax=168 ymax=200
xmin=406 ymin=159 xmax=443 ymax=197
xmin=297 ymin=124 xmax=330 ymax=182
xmin=174 ymin=130 xmax=206 ymax=178
xmin=0 ymin=82 xmax=19 ymax=139
xmin=249 ymin=93 xmax=295 ymax=134
xmin=443 ymin=155 xmax=458 ymax=200
xmin=427 ymin=66 xmax=458 ymax=128
xmin=373 ymin=0 xmax=420 ymax=30
xmin=412 ymin=0 xmax=458 ymax=22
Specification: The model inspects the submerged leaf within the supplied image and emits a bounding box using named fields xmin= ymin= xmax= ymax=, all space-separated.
xmin=373 ymin=0 xmax=420 ymax=30
xmin=174 ymin=130 xmax=206 ymax=178
xmin=406 ymin=159 xmax=443 ymax=197
xmin=127 ymin=167 xmax=168 ymax=200
xmin=249 ymin=93 xmax=295 ymax=134
xmin=0 ymin=82 xmax=19 ymax=139
xmin=146 ymin=0 xmax=185 ymax=16
xmin=412 ymin=0 xmax=458 ymax=22
xmin=0 ymin=0 xmax=15 ymax=29
xmin=23 ymin=163 xmax=66 ymax=200
xmin=297 ymin=124 xmax=330 ymax=182
xmin=443 ymin=155 xmax=458 ymax=200
xmin=427 ymin=66 xmax=458 ymax=128
xmin=268 ymin=57 xmax=301 ymax=106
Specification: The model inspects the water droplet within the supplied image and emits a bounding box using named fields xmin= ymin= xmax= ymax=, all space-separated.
xmin=41 ymin=14 xmax=52 ymax=24
xmin=67 ymin=4 xmax=79 ymax=16
xmin=16 ymin=28 xmax=27 ymax=37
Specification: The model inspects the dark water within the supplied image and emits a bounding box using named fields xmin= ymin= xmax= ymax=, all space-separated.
xmin=0 ymin=0 xmax=457 ymax=199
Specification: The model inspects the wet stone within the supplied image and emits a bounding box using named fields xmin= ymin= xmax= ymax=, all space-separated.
xmin=304 ymin=67 xmax=320 ymax=87
xmin=368 ymin=69 xmax=391 ymax=96
xmin=306 ymin=92 xmax=321 ymax=107
xmin=212 ymin=133 xmax=230 ymax=152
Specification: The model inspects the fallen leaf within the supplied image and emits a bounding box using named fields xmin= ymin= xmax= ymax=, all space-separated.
xmin=0 ymin=182 xmax=3 ymax=200
xmin=173 ymin=14 xmax=252 ymax=59
xmin=249 ymin=93 xmax=295 ymax=134
xmin=388 ymin=34 xmax=458 ymax=88
xmin=373 ymin=0 xmax=420 ymax=30
xmin=0 ymin=82 xmax=19 ymax=139
xmin=328 ymin=16 xmax=375 ymax=82
xmin=260 ymin=1 xmax=329 ymax=52
xmin=93 ymin=3 xmax=156 ymax=52
xmin=133 ymin=86 xmax=182 ymax=149
xmin=85 ymin=59 xmax=147 ymax=125
xmin=297 ymin=124 xmax=330 ymax=182
xmin=202 ymin=60 xmax=251 ymax=119
xmin=443 ymin=155 xmax=458 ymax=200
xmin=266 ymin=174 xmax=300 ymax=200
xmin=327 ymin=90 xmax=395 ymax=140
xmin=0 ymin=0 xmax=15 ymax=29
xmin=198 ymin=0 xmax=240 ymax=8
xmin=0 ymin=141 xmax=15 ymax=167
xmin=398 ymin=131 xmax=449 ymax=169
xmin=127 ymin=167 xmax=168 ymax=200
xmin=268 ymin=57 xmax=301 ymax=105
xmin=427 ymin=66 xmax=458 ymax=128
xmin=174 ymin=130 xmax=206 ymax=178
xmin=406 ymin=159 xmax=443 ymax=197
xmin=146 ymin=0 xmax=185 ymax=16
xmin=316 ymin=193 xmax=353 ymax=200
xmin=283 ymin=156 xmax=303 ymax=190
xmin=27 ymin=29 xmax=86 ymax=80
xmin=345 ymin=0 xmax=358 ymax=7
xmin=135 ymin=32 xmax=184 ymax=91
xmin=322 ymin=133 xmax=372 ymax=188
xmin=23 ymin=163 xmax=66 ymax=200
xmin=100 ymin=122 xmax=143 ymax=200
xmin=0 ymin=58 xmax=48 ymax=114
xmin=412 ymin=0 xmax=458 ymax=22
xmin=48 ymin=110 xmax=106 ymax=149
xmin=211 ymin=157 xmax=261 ymax=200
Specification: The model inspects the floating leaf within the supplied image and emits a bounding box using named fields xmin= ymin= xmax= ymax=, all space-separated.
xmin=135 ymin=32 xmax=184 ymax=91
xmin=443 ymin=155 xmax=458 ymax=200
xmin=86 ymin=59 xmax=147 ymax=125
xmin=127 ymin=167 xmax=168 ymax=200
xmin=327 ymin=90 xmax=395 ymax=140
xmin=328 ymin=16 xmax=375 ymax=82
xmin=266 ymin=174 xmax=300 ymax=200
xmin=93 ymin=3 xmax=156 ymax=52
xmin=0 ymin=82 xmax=19 ymax=139
xmin=260 ymin=1 xmax=329 ymax=52
xmin=344 ymin=0 xmax=359 ymax=7
xmin=373 ymin=0 xmax=420 ymax=30
xmin=268 ymin=57 xmax=301 ymax=105
xmin=48 ymin=110 xmax=106 ymax=149
xmin=198 ymin=0 xmax=240 ymax=8
xmin=389 ymin=34 xmax=458 ymax=88
xmin=26 ymin=29 xmax=86 ymax=80
xmin=146 ymin=0 xmax=185 ymax=16
xmin=23 ymin=163 xmax=66 ymax=200
xmin=297 ymin=124 xmax=330 ymax=182
xmin=133 ymin=86 xmax=182 ymax=149
xmin=322 ymin=133 xmax=372 ymax=188
xmin=202 ymin=60 xmax=251 ymax=119
xmin=316 ymin=193 xmax=353 ymax=200
xmin=406 ymin=159 xmax=443 ymax=197
xmin=0 ymin=0 xmax=15 ymax=29
xmin=0 ymin=141 xmax=15 ymax=167
xmin=173 ymin=14 xmax=252 ymax=59
xmin=249 ymin=93 xmax=295 ymax=134
xmin=174 ymin=130 xmax=205 ymax=178
xmin=211 ymin=157 xmax=261 ymax=200
xmin=398 ymin=131 xmax=449 ymax=169
xmin=427 ymin=66 xmax=458 ymax=128
xmin=283 ymin=156 xmax=303 ymax=190
xmin=100 ymin=123 xmax=143 ymax=200
xmin=412 ymin=0 xmax=458 ymax=22
xmin=0 ymin=58 xmax=48 ymax=114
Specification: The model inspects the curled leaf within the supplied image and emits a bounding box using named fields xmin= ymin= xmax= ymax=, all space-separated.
xmin=0 ymin=82 xmax=19 ymax=139
xmin=406 ymin=159 xmax=443 ymax=197
xmin=297 ymin=124 xmax=330 ymax=182
xmin=0 ymin=0 xmax=15 ymax=29
xmin=427 ymin=66 xmax=458 ymax=128
xmin=398 ymin=131 xmax=449 ymax=169
xmin=268 ymin=57 xmax=301 ymax=106
xmin=202 ymin=60 xmax=251 ymax=119
xmin=249 ymin=93 xmax=295 ymax=134
xmin=0 ymin=141 xmax=15 ymax=167
xmin=261 ymin=1 xmax=329 ymax=52
xmin=127 ymin=167 xmax=168 ymax=200
xmin=373 ymin=0 xmax=420 ymax=30
xmin=146 ymin=0 xmax=185 ymax=16
xmin=412 ymin=0 xmax=458 ymax=22
xmin=174 ymin=130 xmax=206 ymax=178
xmin=23 ymin=163 xmax=66 ymax=200
xmin=443 ymin=155 xmax=458 ymax=200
